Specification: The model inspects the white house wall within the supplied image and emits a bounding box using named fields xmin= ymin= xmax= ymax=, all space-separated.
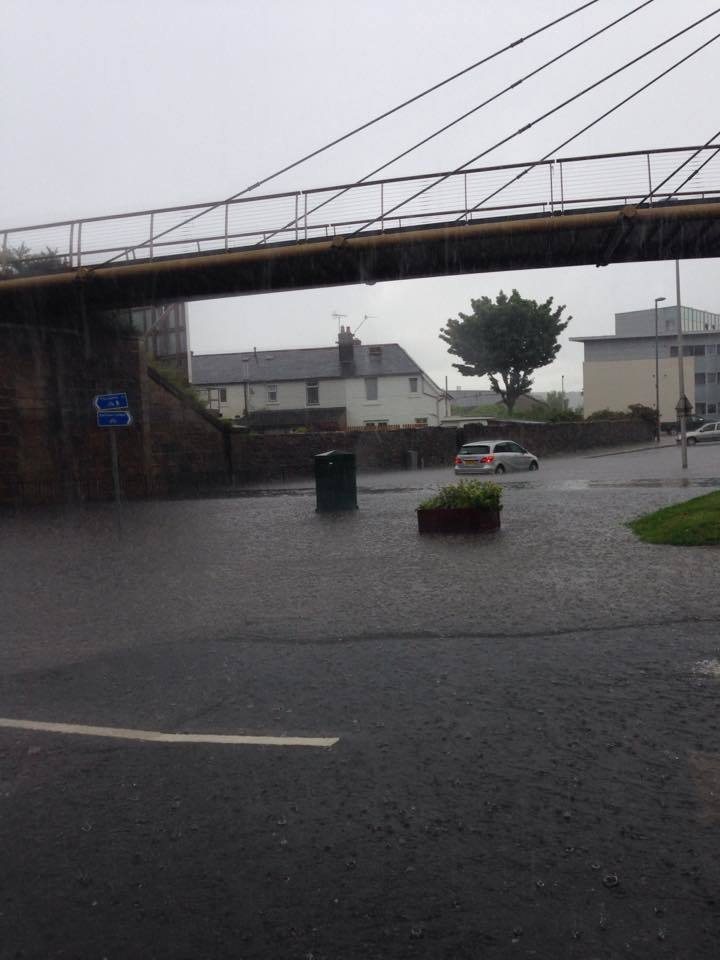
xmin=198 ymin=374 xmax=442 ymax=426
xmin=345 ymin=374 xmax=441 ymax=426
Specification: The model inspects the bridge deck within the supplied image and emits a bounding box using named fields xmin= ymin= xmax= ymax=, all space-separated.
xmin=2 ymin=198 xmax=720 ymax=320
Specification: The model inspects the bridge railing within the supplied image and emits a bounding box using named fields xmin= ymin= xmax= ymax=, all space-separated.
xmin=2 ymin=145 xmax=720 ymax=277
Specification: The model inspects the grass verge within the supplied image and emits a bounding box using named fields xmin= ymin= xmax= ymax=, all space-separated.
xmin=629 ymin=490 xmax=720 ymax=546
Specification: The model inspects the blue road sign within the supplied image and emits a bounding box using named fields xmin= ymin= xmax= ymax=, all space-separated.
xmin=97 ymin=411 xmax=133 ymax=428
xmin=94 ymin=392 xmax=129 ymax=411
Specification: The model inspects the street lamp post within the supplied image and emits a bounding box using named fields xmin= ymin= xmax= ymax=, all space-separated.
xmin=654 ymin=295 xmax=666 ymax=442
xmin=675 ymin=260 xmax=689 ymax=470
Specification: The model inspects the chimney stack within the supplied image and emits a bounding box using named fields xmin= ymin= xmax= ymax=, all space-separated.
xmin=338 ymin=325 xmax=355 ymax=375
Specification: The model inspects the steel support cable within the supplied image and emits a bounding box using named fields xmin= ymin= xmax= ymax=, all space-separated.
xmin=637 ymin=131 xmax=720 ymax=204
xmin=95 ymin=0 xmax=602 ymax=268
xmin=461 ymin=31 xmax=720 ymax=219
xmin=668 ymin=143 xmax=720 ymax=197
xmin=349 ymin=8 xmax=720 ymax=237
xmin=256 ymin=0 xmax=656 ymax=248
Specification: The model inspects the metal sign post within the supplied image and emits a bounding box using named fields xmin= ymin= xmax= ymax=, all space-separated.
xmin=109 ymin=431 xmax=121 ymax=506
xmin=94 ymin=394 xmax=133 ymax=520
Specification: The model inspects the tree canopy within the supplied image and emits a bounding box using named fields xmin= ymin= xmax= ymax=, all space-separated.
xmin=0 ymin=243 xmax=69 ymax=278
xmin=440 ymin=290 xmax=570 ymax=413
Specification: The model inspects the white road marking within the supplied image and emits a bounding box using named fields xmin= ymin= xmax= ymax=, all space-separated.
xmin=0 ymin=717 xmax=338 ymax=748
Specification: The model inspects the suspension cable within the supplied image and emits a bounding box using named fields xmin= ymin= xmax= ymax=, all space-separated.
xmin=350 ymin=8 xmax=720 ymax=237
xmin=461 ymin=32 xmax=720 ymax=218
xmin=96 ymin=0 xmax=603 ymax=267
xmin=257 ymin=0 xmax=656 ymax=248
xmin=639 ymin=130 xmax=720 ymax=204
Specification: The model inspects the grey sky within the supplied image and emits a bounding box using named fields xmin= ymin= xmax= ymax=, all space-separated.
xmin=3 ymin=1 xmax=719 ymax=394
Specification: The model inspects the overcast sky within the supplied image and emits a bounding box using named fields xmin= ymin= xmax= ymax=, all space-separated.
xmin=3 ymin=0 xmax=720 ymax=393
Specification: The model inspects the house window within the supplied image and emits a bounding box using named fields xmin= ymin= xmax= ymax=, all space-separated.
xmin=695 ymin=373 xmax=706 ymax=386
xmin=409 ymin=377 xmax=418 ymax=393
xmin=267 ymin=383 xmax=278 ymax=403
xmin=219 ymin=387 xmax=227 ymax=403
xmin=365 ymin=377 xmax=378 ymax=400
xmin=306 ymin=380 xmax=319 ymax=405
xmin=364 ymin=420 xmax=388 ymax=429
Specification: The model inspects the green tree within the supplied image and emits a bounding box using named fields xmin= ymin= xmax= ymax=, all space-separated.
xmin=0 ymin=243 xmax=69 ymax=278
xmin=544 ymin=390 xmax=568 ymax=413
xmin=440 ymin=290 xmax=571 ymax=414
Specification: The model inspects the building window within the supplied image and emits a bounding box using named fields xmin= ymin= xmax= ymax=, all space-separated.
xmin=696 ymin=402 xmax=706 ymax=414
xmin=695 ymin=373 xmax=706 ymax=386
xmin=671 ymin=345 xmax=699 ymax=357
xmin=364 ymin=420 xmax=388 ymax=429
xmin=708 ymin=403 xmax=717 ymax=414
xmin=414 ymin=417 xmax=428 ymax=425
xmin=306 ymin=380 xmax=319 ymax=405
xmin=267 ymin=383 xmax=278 ymax=403
xmin=409 ymin=377 xmax=418 ymax=393
xmin=707 ymin=373 xmax=717 ymax=384
xmin=365 ymin=377 xmax=378 ymax=401
xmin=707 ymin=344 xmax=716 ymax=354
xmin=205 ymin=387 xmax=223 ymax=410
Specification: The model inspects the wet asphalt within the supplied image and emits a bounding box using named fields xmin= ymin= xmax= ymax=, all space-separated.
xmin=1 ymin=441 xmax=720 ymax=959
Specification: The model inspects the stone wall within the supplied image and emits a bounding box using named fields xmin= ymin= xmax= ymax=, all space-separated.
xmin=230 ymin=418 xmax=654 ymax=482
xmin=144 ymin=369 xmax=231 ymax=497
xmin=460 ymin=418 xmax=655 ymax=455
xmin=0 ymin=320 xmax=230 ymax=506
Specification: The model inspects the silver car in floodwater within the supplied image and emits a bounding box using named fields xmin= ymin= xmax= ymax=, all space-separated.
xmin=676 ymin=421 xmax=720 ymax=444
xmin=454 ymin=440 xmax=540 ymax=475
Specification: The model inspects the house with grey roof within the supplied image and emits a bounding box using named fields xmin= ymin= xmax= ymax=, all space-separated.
xmin=190 ymin=328 xmax=444 ymax=430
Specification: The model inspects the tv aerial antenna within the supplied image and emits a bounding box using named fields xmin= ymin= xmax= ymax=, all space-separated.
xmin=353 ymin=314 xmax=376 ymax=337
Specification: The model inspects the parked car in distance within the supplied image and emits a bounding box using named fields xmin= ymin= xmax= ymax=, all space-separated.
xmin=676 ymin=421 xmax=720 ymax=444
xmin=454 ymin=440 xmax=539 ymax=475
xmin=664 ymin=416 xmax=711 ymax=435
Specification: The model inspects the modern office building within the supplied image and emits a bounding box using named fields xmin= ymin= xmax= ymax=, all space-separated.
xmin=571 ymin=306 xmax=720 ymax=421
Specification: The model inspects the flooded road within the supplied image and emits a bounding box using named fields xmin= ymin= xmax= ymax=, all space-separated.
xmin=1 ymin=442 xmax=720 ymax=958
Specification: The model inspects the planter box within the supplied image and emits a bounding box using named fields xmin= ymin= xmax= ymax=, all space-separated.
xmin=417 ymin=506 xmax=501 ymax=534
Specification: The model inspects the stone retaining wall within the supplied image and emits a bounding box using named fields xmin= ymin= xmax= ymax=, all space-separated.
xmin=230 ymin=418 xmax=654 ymax=483
xmin=0 ymin=322 xmax=230 ymax=506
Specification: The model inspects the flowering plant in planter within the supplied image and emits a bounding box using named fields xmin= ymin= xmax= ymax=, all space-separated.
xmin=417 ymin=479 xmax=502 ymax=533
